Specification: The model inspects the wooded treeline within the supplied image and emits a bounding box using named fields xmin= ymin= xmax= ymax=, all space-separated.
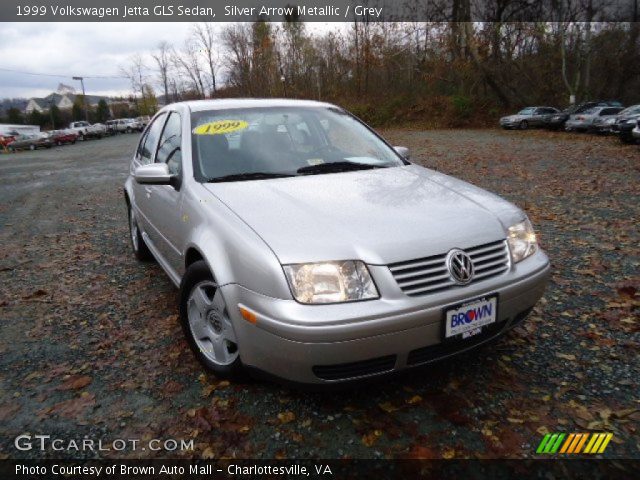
xmin=125 ymin=17 xmax=640 ymax=126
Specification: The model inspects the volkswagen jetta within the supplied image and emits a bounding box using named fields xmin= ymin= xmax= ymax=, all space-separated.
xmin=124 ymin=99 xmax=550 ymax=384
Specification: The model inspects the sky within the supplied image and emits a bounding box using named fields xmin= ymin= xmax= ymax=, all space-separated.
xmin=0 ymin=22 xmax=339 ymax=100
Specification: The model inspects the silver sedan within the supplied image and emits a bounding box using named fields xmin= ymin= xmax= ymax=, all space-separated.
xmin=565 ymin=106 xmax=624 ymax=132
xmin=125 ymin=99 xmax=550 ymax=384
xmin=500 ymin=106 xmax=559 ymax=129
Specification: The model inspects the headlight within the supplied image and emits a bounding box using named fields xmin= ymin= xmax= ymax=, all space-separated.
xmin=507 ymin=219 xmax=538 ymax=263
xmin=283 ymin=261 xmax=379 ymax=304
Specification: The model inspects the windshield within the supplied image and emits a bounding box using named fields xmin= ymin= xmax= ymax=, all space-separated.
xmin=517 ymin=108 xmax=535 ymax=115
xmin=190 ymin=106 xmax=404 ymax=182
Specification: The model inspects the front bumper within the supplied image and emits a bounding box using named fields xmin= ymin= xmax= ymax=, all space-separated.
xmin=565 ymin=120 xmax=590 ymax=131
xmin=222 ymin=250 xmax=551 ymax=384
xmin=499 ymin=119 xmax=520 ymax=128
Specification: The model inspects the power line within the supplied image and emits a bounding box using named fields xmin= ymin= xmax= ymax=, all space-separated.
xmin=0 ymin=67 xmax=127 ymax=79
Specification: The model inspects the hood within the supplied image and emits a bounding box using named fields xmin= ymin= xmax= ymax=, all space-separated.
xmin=204 ymin=165 xmax=523 ymax=265
xmin=618 ymin=113 xmax=640 ymax=121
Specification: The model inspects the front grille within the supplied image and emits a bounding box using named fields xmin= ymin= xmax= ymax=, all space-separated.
xmin=388 ymin=240 xmax=510 ymax=297
xmin=312 ymin=355 xmax=396 ymax=381
xmin=406 ymin=321 xmax=506 ymax=366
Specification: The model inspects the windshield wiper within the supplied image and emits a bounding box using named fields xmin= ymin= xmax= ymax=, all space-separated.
xmin=207 ymin=172 xmax=296 ymax=183
xmin=296 ymin=161 xmax=385 ymax=175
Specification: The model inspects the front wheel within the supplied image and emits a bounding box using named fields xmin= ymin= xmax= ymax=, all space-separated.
xmin=519 ymin=120 xmax=529 ymax=130
xmin=180 ymin=260 xmax=243 ymax=378
xmin=128 ymin=206 xmax=152 ymax=261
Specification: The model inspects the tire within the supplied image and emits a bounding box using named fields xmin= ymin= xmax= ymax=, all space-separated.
xmin=128 ymin=206 xmax=153 ymax=261
xmin=179 ymin=260 xmax=244 ymax=379
xmin=78 ymin=133 xmax=85 ymax=141
xmin=56 ymin=141 xmax=62 ymax=146
xmin=519 ymin=120 xmax=529 ymax=130
xmin=72 ymin=140 xmax=76 ymax=145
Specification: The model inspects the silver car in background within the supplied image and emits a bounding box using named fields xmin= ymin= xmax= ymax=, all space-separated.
xmin=565 ymin=106 xmax=624 ymax=132
xmin=500 ymin=106 xmax=559 ymax=129
xmin=125 ymin=99 xmax=550 ymax=384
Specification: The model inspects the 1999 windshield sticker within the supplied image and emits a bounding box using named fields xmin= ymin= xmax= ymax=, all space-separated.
xmin=193 ymin=120 xmax=248 ymax=135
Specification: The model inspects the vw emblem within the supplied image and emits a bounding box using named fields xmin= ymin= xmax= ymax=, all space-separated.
xmin=446 ymin=249 xmax=474 ymax=284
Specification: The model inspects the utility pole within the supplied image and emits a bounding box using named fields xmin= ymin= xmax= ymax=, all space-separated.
xmin=72 ymin=76 xmax=88 ymax=121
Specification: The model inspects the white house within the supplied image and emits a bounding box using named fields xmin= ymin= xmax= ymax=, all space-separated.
xmin=25 ymin=93 xmax=110 ymax=114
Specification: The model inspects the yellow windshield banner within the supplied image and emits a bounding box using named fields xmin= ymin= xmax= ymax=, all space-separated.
xmin=193 ymin=120 xmax=248 ymax=135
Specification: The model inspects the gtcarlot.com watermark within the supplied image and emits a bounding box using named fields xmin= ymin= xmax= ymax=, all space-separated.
xmin=14 ymin=434 xmax=194 ymax=452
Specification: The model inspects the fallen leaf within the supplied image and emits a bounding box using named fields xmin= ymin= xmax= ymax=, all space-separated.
xmin=378 ymin=401 xmax=399 ymax=413
xmin=277 ymin=411 xmax=296 ymax=424
xmin=556 ymin=353 xmax=577 ymax=361
xmin=57 ymin=375 xmax=92 ymax=391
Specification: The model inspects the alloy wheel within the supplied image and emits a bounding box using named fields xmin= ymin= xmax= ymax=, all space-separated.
xmin=187 ymin=281 xmax=238 ymax=366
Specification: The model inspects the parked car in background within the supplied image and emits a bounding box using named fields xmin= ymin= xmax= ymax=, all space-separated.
xmin=7 ymin=133 xmax=53 ymax=151
xmin=565 ymin=106 xmax=624 ymax=132
xmin=47 ymin=129 xmax=78 ymax=146
xmin=611 ymin=105 xmax=640 ymax=144
xmin=135 ymin=116 xmax=151 ymax=128
xmin=500 ymin=107 xmax=559 ymax=129
xmin=123 ymin=118 xmax=143 ymax=132
xmin=590 ymin=107 xmax=626 ymax=134
xmin=68 ymin=121 xmax=105 ymax=140
xmin=93 ymin=123 xmax=107 ymax=137
xmin=545 ymin=101 xmax=623 ymax=130
xmin=106 ymin=119 xmax=129 ymax=134
xmin=1 ymin=132 xmax=17 ymax=149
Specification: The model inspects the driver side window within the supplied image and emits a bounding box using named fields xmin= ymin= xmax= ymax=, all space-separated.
xmin=155 ymin=112 xmax=182 ymax=176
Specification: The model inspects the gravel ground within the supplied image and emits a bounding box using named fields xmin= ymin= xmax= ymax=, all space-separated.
xmin=0 ymin=130 xmax=638 ymax=460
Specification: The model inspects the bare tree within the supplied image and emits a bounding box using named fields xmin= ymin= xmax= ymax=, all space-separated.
xmin=193 ymin=23 xmax=219 ymax=97
xmin=151 ymin=41 xmax=172 ymax=104
xmin=172 ymin=40 xmax=206 ymax=99
xmin=220 ymin=23 xmax=254 ymax=95
xmin=120 ymin=53 xmax=148 ymax=108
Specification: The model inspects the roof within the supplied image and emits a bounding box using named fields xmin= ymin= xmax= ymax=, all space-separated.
xmin=183 ymin=98 xmax=336 ymax=113
xmin=28 ymin=98 xmax=49 ymax=109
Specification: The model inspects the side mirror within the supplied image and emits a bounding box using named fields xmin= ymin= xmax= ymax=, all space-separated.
xmin=134 ymin=163 xmax=173 ymax=185
xmin=394 ymin=146 xmax=411 ymax=160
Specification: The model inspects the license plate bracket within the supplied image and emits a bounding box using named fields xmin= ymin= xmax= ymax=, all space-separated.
xmin=443 ymin=295 xmax=499 ymax=341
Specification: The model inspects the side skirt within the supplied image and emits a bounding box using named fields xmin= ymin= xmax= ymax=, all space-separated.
xmin=141 ymin=231 xmax=182 ymax=288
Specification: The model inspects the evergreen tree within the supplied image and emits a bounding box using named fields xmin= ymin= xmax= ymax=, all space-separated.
xmin=96 ymin=99 xmax=110 ymax=123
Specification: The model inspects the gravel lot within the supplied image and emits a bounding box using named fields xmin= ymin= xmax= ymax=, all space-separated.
xmin=0 ymin=130 xmax=638 ymax=460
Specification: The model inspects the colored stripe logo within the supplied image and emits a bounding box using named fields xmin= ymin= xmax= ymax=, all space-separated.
xmin=536 ymin=433 xmax=613 ymax=454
